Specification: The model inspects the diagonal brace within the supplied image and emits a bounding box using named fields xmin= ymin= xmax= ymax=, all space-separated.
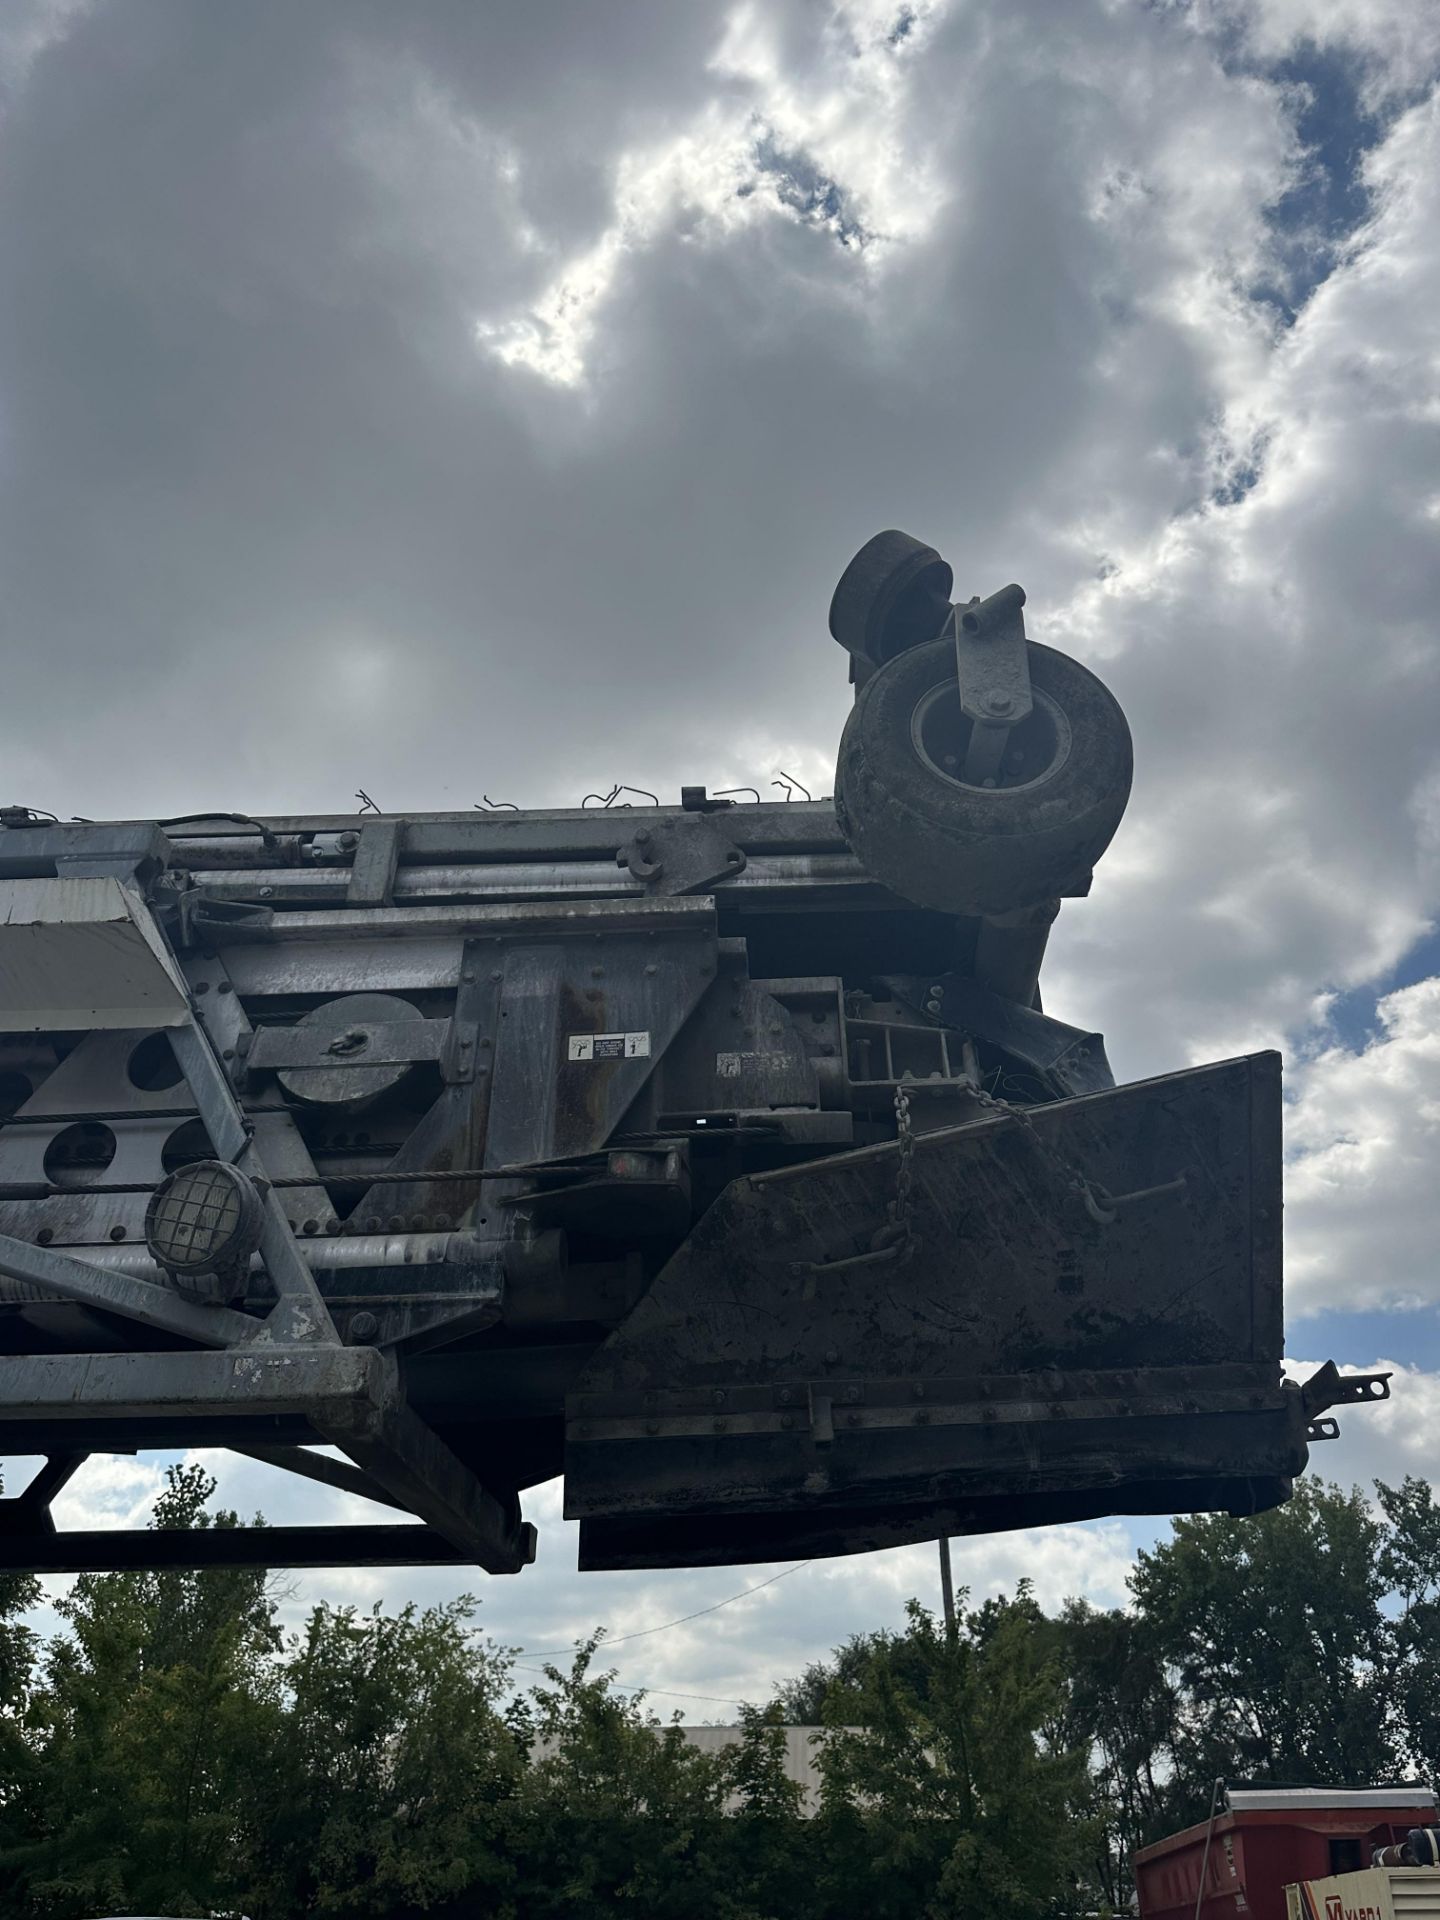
xmin=316 ymin=1394 xmax=537 ymax=1575
xmin=0 ymin=1231 xmax=257 ymax=1347
xmin=229 ymin=1443 xmax=407 ymax=1512
xmin=167 ymin=1017 xmax=338 ymax=1345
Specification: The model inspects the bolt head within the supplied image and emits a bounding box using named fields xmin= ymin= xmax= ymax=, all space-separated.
xmin=983 ymin=690 xmax=1014 ymax=716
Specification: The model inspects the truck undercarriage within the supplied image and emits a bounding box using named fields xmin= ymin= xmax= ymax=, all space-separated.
xmin=0 ymin=531 xmax=1384 ymax=1574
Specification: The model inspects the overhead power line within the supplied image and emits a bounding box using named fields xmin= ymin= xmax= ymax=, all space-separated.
xmin=518 ymin=1561 xmax=807 ymax=1661
xmin=513 ymin=1662 xmax=748 ymax=1709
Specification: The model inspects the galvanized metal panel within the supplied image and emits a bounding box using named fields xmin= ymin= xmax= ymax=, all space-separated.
xmin=0 ymin=878 xmax=190 ymax=1029
xmin=485 ymin=930 xmax=717 ymax=1167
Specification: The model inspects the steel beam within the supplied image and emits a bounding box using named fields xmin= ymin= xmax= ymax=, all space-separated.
xmin=0 ymin=1232 xmax=257 ymax=1346
xmin=0 ymin=1345 xmax=386 ymax=1421
xmin=316 ymin=1395 xmax=536 ymax=1574
xmin=0 ymin=1523 xmax=471 ymax=1572
xmin=228 ymin=1443 xmax=407 ymax=1511
xmin=0 ymin=1452 xmax=89 ymax=1536
xmin=0 ymin=801 xmax=847 ymax=870
xmin=0 ymin=1344 xmax=546 ymax=1573
xmin=183 ymin=851 xmax=877 ymax=909
xmin=0 ymin=1230 xmax=499 ymax=1290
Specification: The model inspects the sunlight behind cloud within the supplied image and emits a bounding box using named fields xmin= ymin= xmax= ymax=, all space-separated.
xmin=475 ymin=0 xmax=952 ymax=386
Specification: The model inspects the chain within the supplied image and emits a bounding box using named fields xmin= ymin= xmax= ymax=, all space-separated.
xmin=798 ymin=1067 xmax=1118 ymax=1284
xmin=969 ymin=1079 xmax=1117 ymax=1225
xmin=792 ymin=1078 xmax=917 ymax=1276
xmin=889 ymin=1079 xmax=917 ymax=1260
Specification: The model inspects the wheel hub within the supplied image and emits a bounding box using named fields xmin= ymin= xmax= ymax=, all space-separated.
xmin=911 ymin=681 xmax=1072 ymax=793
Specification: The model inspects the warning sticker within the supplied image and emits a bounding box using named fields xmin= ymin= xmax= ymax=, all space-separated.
xmin=716 ymin=1050 xmax=769 ymax=1078
xmin=568 ymin=1031 xmax=650 ymax=1063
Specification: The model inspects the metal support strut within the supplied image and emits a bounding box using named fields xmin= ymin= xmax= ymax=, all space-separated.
xmin=953 ymin=582 xmax=1032 ymax=786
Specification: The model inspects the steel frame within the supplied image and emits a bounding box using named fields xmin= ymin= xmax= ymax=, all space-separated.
xmin=0 ymin=788 xmax=1383 ymax=1575
xmin=0 ymin=846 xmax=540 ymax=1570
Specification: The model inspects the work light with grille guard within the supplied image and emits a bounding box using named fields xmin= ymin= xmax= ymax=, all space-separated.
xmin=144 ymin=1159 xmax=264 ymax=1302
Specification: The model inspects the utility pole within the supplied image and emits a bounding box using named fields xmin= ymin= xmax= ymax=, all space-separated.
xmin=938 ymin=1534 xmax=957 ymax=1639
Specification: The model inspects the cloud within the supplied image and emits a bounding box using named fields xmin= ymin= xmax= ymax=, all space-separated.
xmin=475 ymin=1 xmax=951 ymax=387
xmin=3 ymin=0 xmax=1440 ymax=1694
xmin=1206 ymin=0 xmax=1440 ymax=106
xmin=1284 ymin=979 xmax=1440 ymax=1315
xmin=0 ymin=0 xmax=1356 ymax=833
xmin=1042 ymin=84 xmax=1440 ymax=1073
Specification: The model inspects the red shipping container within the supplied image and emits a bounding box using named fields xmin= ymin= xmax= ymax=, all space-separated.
xmin=1135 ymin=1787 xmax=1437 ymax=1920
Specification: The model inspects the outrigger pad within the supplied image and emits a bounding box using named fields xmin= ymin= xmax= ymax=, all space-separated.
xmin=566 ymin=1052 xmax=1297 ymax=1569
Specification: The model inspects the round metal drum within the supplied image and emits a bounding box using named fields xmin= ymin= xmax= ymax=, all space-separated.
xmin=276 ymin=993 xmax=426 ymax=1111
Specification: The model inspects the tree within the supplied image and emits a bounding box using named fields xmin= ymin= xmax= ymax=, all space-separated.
xmin=1129 ymin=1477 xmax=1397 ymax=1815
xmin=714 ymin=1703 xmax=818 ymax=1918
xmin=1044 ymin=1599 xmax=1179 ymax=1911
xmin=1377 ymin=1475 xmax=1440 ymax=1778
xmin=0 ymin=1465 xmax=42 ymax=1919
xmin=773 ymin=1629 xmax=910 ymax=1723
xmin=812 ymin=1594 xmax=1093 ymax=1920
xmin=17 ymin=1462 xmax=1440 ymax=1918
xmin=511 ymin=1637 xmax=734 ymax=1919
xmin=244 ymin=1595 xmax=523 ymax=1919
xmin=15 ymin=1462 xmax=282 ymax=1919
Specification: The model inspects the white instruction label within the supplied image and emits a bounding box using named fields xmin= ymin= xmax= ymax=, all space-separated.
xmin=568 ymin=1031 xmax=650 ymax=1062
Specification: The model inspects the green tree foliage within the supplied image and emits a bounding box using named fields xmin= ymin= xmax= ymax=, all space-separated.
xmin=243 ymin=1595 xmax=524 ymax=1918
xmin=773 ymin=1628 xmax=909 ymax=1723
xmin=0 ymin=1465 xmax=41 ymax=1920
xmin=11 ymin=1462 xmax=281 ymax=1918
xmin=811 ymin=1592 xmax=1093 ymax=1920
xmin=1045 ymin=1598 xmax=1178 ymax=1911
xmin=1130 ymin=1477 xmax=1396 ymax=1811
xmin=713 ymin=1703 xmax=818 ymax=1916
xmin=9 ymin=1467 xmax=1440 ymax=1919
xmin=1377 ymin=1475 xmax=1440 ymax=1779
xmin=509 ymin=1636 xmax=733 ymax=1918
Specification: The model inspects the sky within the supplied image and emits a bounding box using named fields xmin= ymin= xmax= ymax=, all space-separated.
xmin=2 ymin=0 xmax=1440 ymax=1714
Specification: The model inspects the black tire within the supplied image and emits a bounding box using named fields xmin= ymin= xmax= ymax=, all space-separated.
xmin=834 ymin=637 xmax=1132 ymax=915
